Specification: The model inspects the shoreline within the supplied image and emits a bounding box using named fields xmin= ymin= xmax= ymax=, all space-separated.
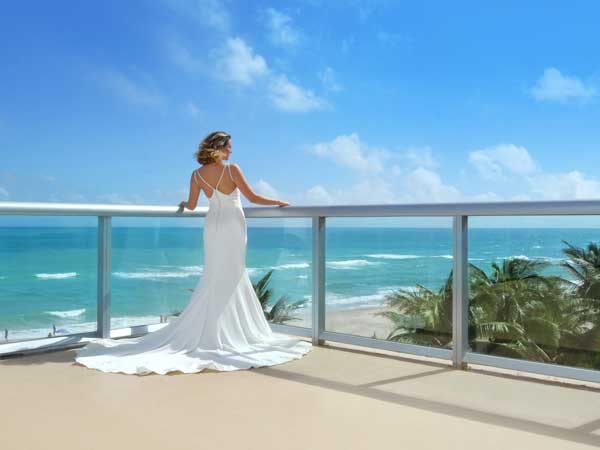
xmin=284 ymin=305 xmax=396 ymax=340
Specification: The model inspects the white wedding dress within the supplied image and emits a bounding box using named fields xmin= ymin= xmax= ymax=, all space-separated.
xmin=74 ymin=164 xmax=312 ymax=375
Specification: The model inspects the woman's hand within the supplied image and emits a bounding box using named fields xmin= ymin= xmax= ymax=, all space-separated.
xmin=276 ymin=200 xmax=290 ymax=207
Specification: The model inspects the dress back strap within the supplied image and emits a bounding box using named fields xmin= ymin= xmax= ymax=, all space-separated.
xmin=227 ymin=164 xmax=233 ymax=181
xmin=194 ymin=165 xmax=227 ymax=192
xmin=195 ymin=171 xmax=213 ymax=189
xmin=215 ymin=165 xmax=226 ymax=190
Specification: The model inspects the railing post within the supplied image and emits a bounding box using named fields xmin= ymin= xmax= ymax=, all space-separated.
xmin=312 ymin=216 xmax=326 ymax=345
xmin=452 ymin=215 xmax=469 ymax=369
xmin=97 ymin=216 xmax=111 ymax=338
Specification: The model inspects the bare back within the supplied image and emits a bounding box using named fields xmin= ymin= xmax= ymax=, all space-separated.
xmin=194 ymin=164 xmax=237 ymax=199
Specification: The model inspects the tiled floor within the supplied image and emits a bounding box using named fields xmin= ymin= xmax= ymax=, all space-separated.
xmin=2 ymin=340 xmax=600 ymax=450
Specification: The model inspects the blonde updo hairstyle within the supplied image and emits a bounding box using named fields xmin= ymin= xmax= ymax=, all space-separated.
xmin=195 ymin=131 xmax=231 ymax=165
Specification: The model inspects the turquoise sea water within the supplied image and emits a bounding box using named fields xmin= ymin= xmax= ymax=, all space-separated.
xmin=0 ymin=226 xmax=598 ymax=341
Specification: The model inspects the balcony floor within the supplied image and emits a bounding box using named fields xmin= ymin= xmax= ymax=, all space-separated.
xmin=2 ymin=339 xmax=600 ymax=450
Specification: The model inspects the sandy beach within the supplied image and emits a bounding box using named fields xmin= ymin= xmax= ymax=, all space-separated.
xmin=284 ymin=305 xmax=397 ymax=340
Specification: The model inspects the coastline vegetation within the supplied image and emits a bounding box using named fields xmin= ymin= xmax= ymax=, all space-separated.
xmin=376 ymin=240 xmax=600 ymax=370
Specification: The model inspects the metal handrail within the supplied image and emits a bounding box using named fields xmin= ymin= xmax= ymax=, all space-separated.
xmin=2 ymin=198 xmax=600 ymax=217
xmin=1 ymin=198 xmax=600 ymax=384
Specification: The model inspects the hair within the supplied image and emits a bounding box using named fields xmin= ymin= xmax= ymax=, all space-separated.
xmin=195 ymin=131 xmax=231 ymax=165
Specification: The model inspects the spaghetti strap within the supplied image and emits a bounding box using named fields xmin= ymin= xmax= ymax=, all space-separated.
xmin=215 ymin=165 xmax=226 ymax=190
xmin=227 ymin=164 xmax=233 ymax=181
xmin=192 ymin=170 xmax=199 ymax=184
xmin=195 ymin=165 xmax=227 ymax=197
xmin=195 ymin=171 xmax=213 ymax=189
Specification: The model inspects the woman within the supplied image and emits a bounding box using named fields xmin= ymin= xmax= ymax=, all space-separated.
xmin=74 ymin=131 xmax=312 ymax=375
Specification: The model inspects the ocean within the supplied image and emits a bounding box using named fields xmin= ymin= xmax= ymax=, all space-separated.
xmin=1 ymin=226 xmax=598 ymax=342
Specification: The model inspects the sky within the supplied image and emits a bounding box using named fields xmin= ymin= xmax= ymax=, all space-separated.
xmin=1 ymin=0 xmax=600 ymax=227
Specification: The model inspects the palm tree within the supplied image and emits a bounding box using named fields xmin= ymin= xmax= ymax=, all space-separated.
xmin=561 ymin=240 xmax=600 ymax=299
xmin=251 ymin=269 xmax=307 ymax=324
xmin=374 ymin=271 xmax=453 ymax=347
xmin=559 ymin=241 xmax=600 ymax=363
xmin=376 ymin=257 xmax=566 ymax=361
xmin=178 ymin=269 xmax=306 ymax=325
xmin=469 ymin=258 xmax=564 ymax=362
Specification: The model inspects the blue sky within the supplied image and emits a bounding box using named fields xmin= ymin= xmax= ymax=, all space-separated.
xmin=1 ymin=0 xmax=600 ymax=227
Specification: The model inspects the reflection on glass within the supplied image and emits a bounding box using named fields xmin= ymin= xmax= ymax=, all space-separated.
xmin=110 ymin=218 xmax=312 ymax=331
xmin=111 ymin=218 xmax=205 ymax=329
xmin=246 ymin=220 xmax=312 ymax=329
xmin=468 ymin=216 xmax=600 ymax=371
xmin=324 ymin=217 xmax=453 ymax=346
xmin=0 ymin=220 xmax=98 ymax=342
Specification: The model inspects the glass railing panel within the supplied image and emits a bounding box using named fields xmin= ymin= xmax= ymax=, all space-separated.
xmin=468 ymin=215 xmax=600 ymax=371
xmin=325 ymin=216 xmax=453 ymax=347
xmin=110 ymin=217 xmax=205 ymax=329
xmin=246 ymin=218 xmax=312 ymax=329
xmin=0 ymin=217 xmax=98 ymax=342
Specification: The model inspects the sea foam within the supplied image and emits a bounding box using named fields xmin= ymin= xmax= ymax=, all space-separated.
xmin=327 ymin=259 xmax=382 ymax=269
xmin=35 ymin=272 xmax=77 ymax=279
xmin=365 ymin=254 xmax=419 ymax=259
xmin=44 ymin=308 xmax=86 ymax=318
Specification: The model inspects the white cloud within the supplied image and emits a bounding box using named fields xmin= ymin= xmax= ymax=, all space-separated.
xmin=530 ymin=67 xmax=596 ymax=102
xmin=527 ymin=171 xmax=600 ymax=200
xmin=265 ymin=8 xmax=301 ymax=48
xmin=304 ymin=185 xmax=335 ymax=204
xmin=170 ymin=35 xmax=330 ymax=114
xmin=254 ymin=179 xmax=279 ymax=198
xmin=165 ymin=40 xmax=204 ymax=73
xmin=399 ymin=167 xmax=462 ymax=203
xmin=469 ymin=144 xmax=536 ymax=179
xmin=213 ymin=37 xmax=269 ymax=86
xmin=400 ymin=147 xmax=438 ymax=169
xmin=317 ymin=67 xmax=342 ymax=92
xmin=301 ymin=133 xmax=516 ymax=205
xmin=466 ymin=141 xmax=600 ymax=201
xmin=308 ymin=133 xmax=389 ymax=174
xmin=268 ymin=73 xmax=329 ymax=113
xmin=302 ymin=177 xmax=396 ymax=205
xmin=95 ymin=69 xmax=164 ymax=107
xmin=0 ymin=186 xmax=8 ymax=199
xmin=162 ymin=0 xmax=230 ymax=31
xmin=185 ymin=101 xmax=200 ymax=117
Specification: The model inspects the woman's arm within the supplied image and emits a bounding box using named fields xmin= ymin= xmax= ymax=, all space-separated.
xmin=179 ymin=172 xmax=202 ymax=210
xmin=230 ymin=164 xmax=289 ymax=206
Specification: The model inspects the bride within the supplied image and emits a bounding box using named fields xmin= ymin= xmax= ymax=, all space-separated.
xmin=74 ymin=131 xmax=312 ymax=375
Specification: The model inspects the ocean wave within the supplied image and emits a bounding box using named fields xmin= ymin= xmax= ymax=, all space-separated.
xmin=270 ymin=262 xmax=310 ymax=270
xmin=498 ymin=255 xmax=566 ymax=263
xmin=113 ymin=267 xmax=203 ymax=280
xmin=296 ymin=275 xmax=308 ymax=279
xmin=180 ymin=266 xmax=203 ymax=272
xmin=327 ymin=259 xmax=382 ymax=269
xmin=432 ymin=255 xmax=453 ymax=259
xmin=44 ymin=308 xmax=86 ymax=318
xmin=297 ymin=286 xmax=414 ymax=310
xmin=246 ymin=267 xmax=262 ymax=276
xmin=365 ymin=254 xmax=419 ymax=260
xmin=35 ymin=272 xmax=77 ymax=279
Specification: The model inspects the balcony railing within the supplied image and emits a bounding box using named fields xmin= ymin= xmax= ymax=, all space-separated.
xmin=2 ymin=199 xmax=600 ymax=384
